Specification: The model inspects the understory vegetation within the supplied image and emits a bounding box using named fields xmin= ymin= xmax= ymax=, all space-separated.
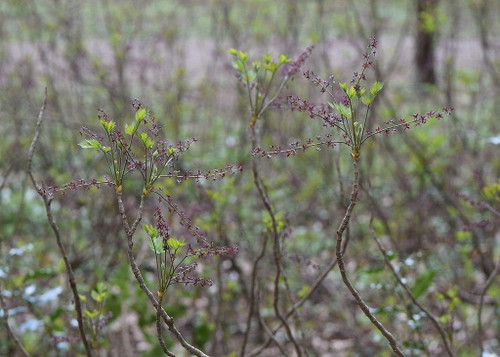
xmin=1 ymin=1 xmax=499 ymax=356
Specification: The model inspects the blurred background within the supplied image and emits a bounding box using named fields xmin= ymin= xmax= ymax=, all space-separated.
xmin=0 ymin=0 xmax=499 ymax=356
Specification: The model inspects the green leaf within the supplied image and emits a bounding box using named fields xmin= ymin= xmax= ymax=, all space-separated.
xmin=107 ymin=121 xmax=115 ymax=132
xmin=353 ymin=121 xmax=363 ymax=137
xmin=166 ymin=238 xmax=186 ymax=251
xmin=231 ymin=60 xmax=245 ymax=73
xmin=263 ymin=62 xmax=279 ymax=73
xmin=84 ymin=309 xmax=99 ymax=319
xmin=139 ymin=132 xmax=154 ymax=148
xmin=279 ymin=54 xmax=291 ymax=64
xmin=370 ymin=81 xmax=384 ymax=95
xmin=125 ymin=124 xmax=135 ymax=135
xmin=243 ymin=70 xmax=256 ymax=82
xmin=356 ymin=87 xmax=366 ymax=98
xmin=411 ymin=270 xmax=436 ymax=299
xmin=143 ymin=224 xmax=158 ymax=238
xmin=100 ymin=120 xmax=115 ymax=133
xmin=78 ymin=139 xmax=103 ymax=150
xmin=100 ymin=119 xmax=108 ymax=131
xmin=329 ymin=102 xmax=351 ymax=118
xmin=91 ymin=289 xmax=101 ymax=302
xmin=252 ymin=60 xmax=261 ymax=71
xmin=96 ymin=282 xmax=107 ymax=293
xmin=135 ymin=108 xmax=147 ymax=122
xmin=439 ymin=314 xmax=450 ymax=324
xmin=238 ymin=50 xmax=248 ymax=62
xmin=228 ymin=48 xmax=238 ymax=56
xmin=297 ymin=285 xmax=310 ymax=299
xmin=145 ymin=137 xmax=154 ymax=149
xmin=482 ymin=182 xmax=500 ymax=201
xmin=346 ymin=86 xmax=356 ymax=99
xmin=339 ymin=82 xmax=348 ymax=92
xmin=361 ymin=94 xmax=373 ymax=106
xmin=147 ymin=235 xmax=163 ymax=254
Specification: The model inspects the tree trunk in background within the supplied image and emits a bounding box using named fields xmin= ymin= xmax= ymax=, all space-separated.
xmin=415 ymin=0 xmax=438 ymax=85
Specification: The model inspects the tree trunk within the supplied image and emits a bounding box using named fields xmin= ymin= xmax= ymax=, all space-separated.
xmin=415 ymin=0 xmax=438 ymax=85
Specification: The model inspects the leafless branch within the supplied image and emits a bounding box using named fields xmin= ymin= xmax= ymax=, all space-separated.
xmin=156 ymin=294 xmax=176 ymax=356
xmin=335 ymin=158 xmax=405 ymax=356
xmin=256 ymin=283 xmax=287 ymax=355
xmin=241 ymin=126 xmax=302 ymax=357
xmin=478 ymin=255 xmax=500 ymax=355
xmin=0 ymin=283 xmax=30 ymax=357
xmin=369 ymin=219 xmax=454 ymax=356
xmin=27 ymin=89 xmax=93 ymax=357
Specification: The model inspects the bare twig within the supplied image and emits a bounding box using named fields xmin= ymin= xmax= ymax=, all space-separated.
xmin=0 ymin=165 xmax=13 ymax=196
xmin=27 ymin=89 xmax=93 ymax=357
xmin=240 ymin=219 xmax=270 ymax=356
xmin=116 ymin=194 xmax=209 ymax=357
xmin=156 ymin=294 xmax=176 ymax=356
xmin=281 ymin=265 xmax=309 ymax=356
xmin=248 ymin=253 xmax=342 ymax=357
xmin=249 ymin=154 xmax=350 ymax=356
xmin=0 ymin=283 xmax=30 ymax=357
xmin=369 ymin=219 xmax=454 ymax=357
xmin=248 ymin=224 xmax=352 ymax=356
xmin=256 ymin=283 xmax=287 ymax=355
xmin=478 ymin=255 xmax=500 ymax=355
xmin=242 ymin=126 xmax=302 ymax=357
xmin=335 ymin=158 xmax=406 ymax=356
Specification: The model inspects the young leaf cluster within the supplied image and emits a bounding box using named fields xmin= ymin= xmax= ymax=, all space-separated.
xmin=330 ymin=80 xmax=384 ymax=159
xmin=143 ymin=209 xmax=212 ymax=297
xmin=80 ymin=282 xmax=110 ymax=348
xmin=229 ymin=48 xmax=292 ymax=126
xmin=78 ymin=104 xmax=179 ymax=195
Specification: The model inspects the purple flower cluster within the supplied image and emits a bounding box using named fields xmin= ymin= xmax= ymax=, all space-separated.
xmin=159 ymin=164 xmax=243 ymax=184
xmin=171 ymin=262 xmax=213 ymax=287
xmin=284 ymin=45 xmax=314 ymax=77
xmin=158 ymin=196 xmax=238 ymax=258
xmin=252 ymin=134 xmax=340 ymax=158
xmin=152 ymin=206 xmax=237 ymax=288
xmin=303 ymin=70 xmax=335 ymax=94
xmin=46 ymin=178 xmax=109 ymax=197
xmin=460 ymin=220 xmax=490 ymax=232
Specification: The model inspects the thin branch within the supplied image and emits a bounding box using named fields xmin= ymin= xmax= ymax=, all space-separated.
xmin=335 ymin=158 xmax=406 ymax=356
xmin=241 ymin=124 xmax=302 ymax=357
xmin=478 ymin=255 xmax=500 ymax=355
xmin=281 ymin=264 xmax=309 ymax=356
xmin=248 ymin=158 xmax=351 ymax=356
xmin=248 ymin=126 xmax=302 ymax=356
xmin=27 ymin=89 xmax=48 ymax=174
xmin=240 ymin=223 xmax=270 ymax=356
xmin=258 ymin=75 xmax=289 ymax=117
xmin=248 ymin=254 xmax=342 ymax=357
xmin=369 ymin=220 xmax=454 ymax=357
xmin=27 ymin=89 xmax=93 ymax=357
xmin=0 ymin=164 xmax=13 ymax=196
xmin=0 ymin=284 xmax=30 ymax=357
xmin=116 ymin=194 xmax=209 ymax=357
xmin=156 ymin=295 xmax=176 ymax=356
xmin=256 ymin=283 xmax=287 ymax=355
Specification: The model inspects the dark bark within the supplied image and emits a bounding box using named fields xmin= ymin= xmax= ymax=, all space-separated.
xmin=415 ymin=0 xmax=438 ymax=85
